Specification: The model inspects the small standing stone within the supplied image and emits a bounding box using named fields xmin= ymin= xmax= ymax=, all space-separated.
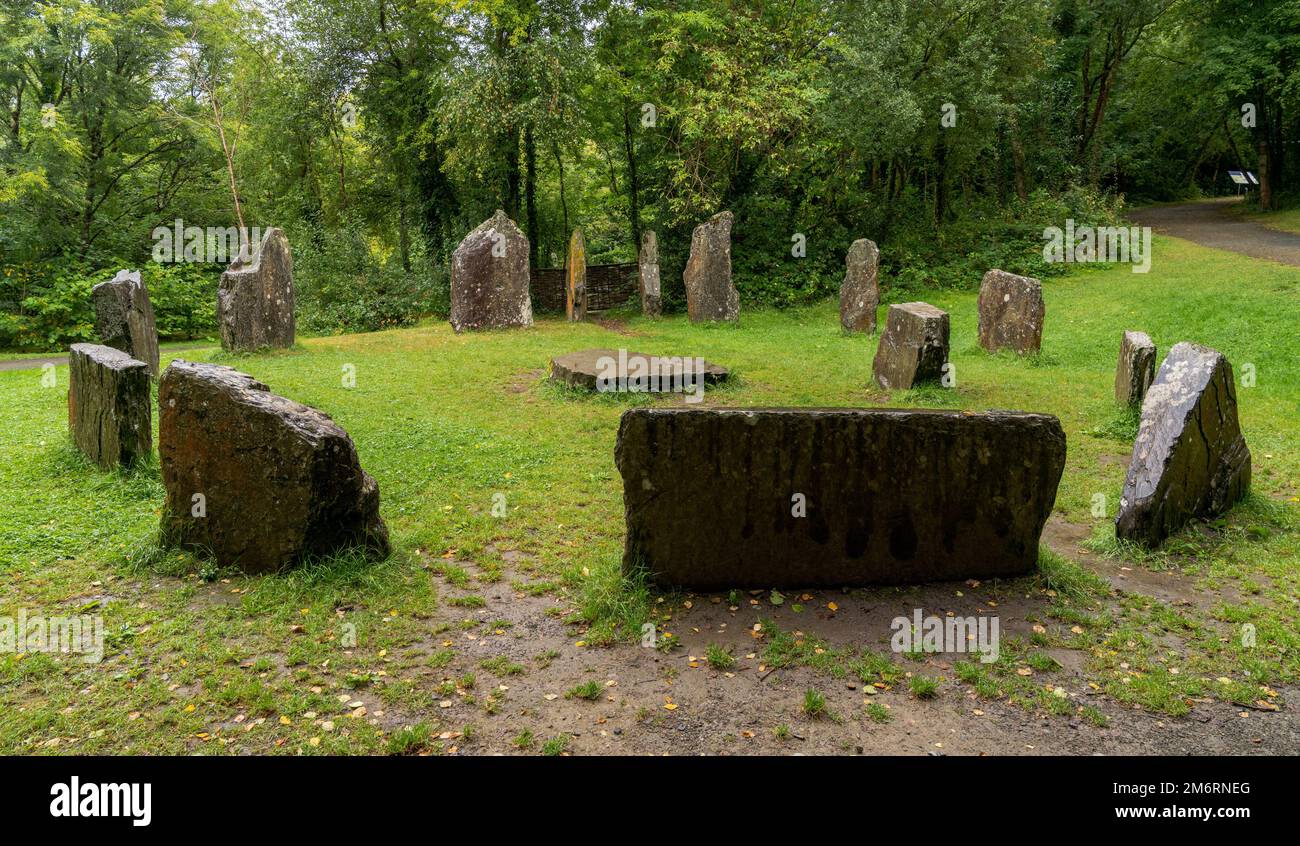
xmin=840 ymin=238 xmax=880 ymax=333
xmin=977 ymin=269 xmax=1044 ymax=354
xmin=1115 ymin=342 xmax=1251 ymax=547
xmin=872 ymin=302 xmax=950 ymax=390
xmin=1114 ymin=331 xmax=1157 ymax=406
xmin=158 ymin=360 xmax=390 ymax=572
xmin=92 ymin=269 xmax=160 ymax=377
xmin=566 ymin=228 xmax=587 ymax=322
xmin=67 ymin=343 xmax=151 ymax=469
xmin=683 ymin=211 xmax=738 ymax=322
xmin=450 ymin=210 xmax=533 ymax=332
xmin=639 ymin=230 xmax=662 ymax=317
xmin=218 ymin=228 xmax=296 ymax=352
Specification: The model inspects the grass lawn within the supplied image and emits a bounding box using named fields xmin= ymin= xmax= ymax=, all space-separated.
xmin=1 ymin=234 xmax=1297 ymax=755
xmin=1239 ymin=204 xmax=1300 ymax=236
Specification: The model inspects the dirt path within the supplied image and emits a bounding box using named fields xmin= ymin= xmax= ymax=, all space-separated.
xmin=0 ymin=343 xmax=213 ymax=372
xmin=1128 ymin=198 xmax=1300 ymax=266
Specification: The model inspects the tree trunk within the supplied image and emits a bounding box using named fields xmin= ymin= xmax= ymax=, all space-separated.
xmin=622 ymin=104 xmax=642 ymax=252
xmin=524 ymin=124 xmax=538 ymax=268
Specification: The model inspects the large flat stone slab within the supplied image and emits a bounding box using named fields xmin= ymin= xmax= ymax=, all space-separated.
xmin=159 ymin=360 xmax=390 ymax=572
xmin=1116 ymin=342 xmax=1251 ymax=546
xmin=551 ymin=348 xmax=728 ymax=392
xmin=616 ymin=407 xmax=1066 ymax=588
xmin=218 ymin=228 xmax=296 ymax=352
xmin=93 ymin=269 xmax=159 ymax=377
xmin=450 ymin=210 xmax=533 ymax=331
xmin=872 ymin=302 xmax=949 ymax=389
xmin=67 ymin=343 xmax=152 ymax=469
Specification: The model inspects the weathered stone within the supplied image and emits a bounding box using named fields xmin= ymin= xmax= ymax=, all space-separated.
xmin=158 ymin=360 xmax=390 ymax=573
xmin=872 ymin=302 xmax=950 ymax=390
xmin=67 ymin=343 xmax=151 ymax=469
xmin=1114 ymin=330 xmax=1156 ymax=406
xmin=977 ymin=269 xmax=1044 ymax=354
xmin=638 ymin=230 xmax=662 ymax=317
xmin=840 ymin=238 xmax=880 ymax=333
xmin=566 ymin=228 xmax=587 ymax=322
xmin=218 ymin=228 xmax=296 ymax=352
xmin=683 ymin=211 xmax=738 ymax=322
xmin=550 ymin=348 xmax=728 ymax=392
xmin=450 ymin=210 xmax=533 ymax=332
xmin=92 ymin=269 xmax=159 ymax=377
xmin=616 ymin=408 xmax=1066 ymax=588
xmin=1116 ymin=342 xmax=1251 ymax=547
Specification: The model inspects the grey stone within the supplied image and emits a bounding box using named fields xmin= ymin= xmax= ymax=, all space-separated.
xmin=92 ymin=269 xmax=159 ymax=377
xmin=566 ymin=228 xmax=587 ymax=322
xmin=639 ymin=230 xmax=662 ymax=318
xmin=550 ymin=348 xmax=728 ymax=392
xmin=872 ymin=302 xmax=950 ymax=390
xmin=218 ymin=228 xmax=296 ymax=352
xmin=1116 ymin=342 xmax=1251 ymax=547
xmin=978 ymin=269 xmax=1044 ymax=354
xmin=1115 ymin=330 xmax=1156 ymax=406
xmin=683 ymin=211 xmax=738 ymax=322
xmin=158 ymin=360 xmax=390 ymax=573
xmin=450 ymin=210 xmax=533 ymax=331
xmin=616 ymin=407 xmax=1066 ymax=588
xmin=840 ymin=238 xmax=880 ymax=333
xmin=67 ymin=343 xmax=151 ymax=469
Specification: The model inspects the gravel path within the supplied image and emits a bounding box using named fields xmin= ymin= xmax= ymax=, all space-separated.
xmin=1127 ymin=198 xmax=1300 ymax=266
xmin=0 ymin=344 xmax=213 ymax=372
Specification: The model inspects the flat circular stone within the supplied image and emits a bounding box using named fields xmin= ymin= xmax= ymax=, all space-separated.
xmin=550 ymin=348 xmax=729 ymax=392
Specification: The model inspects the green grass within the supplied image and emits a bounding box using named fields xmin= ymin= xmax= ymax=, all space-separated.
xmin=1 ymin=232 xmax=1298 ymax=751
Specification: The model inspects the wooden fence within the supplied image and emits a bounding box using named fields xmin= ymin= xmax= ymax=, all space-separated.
xmin=531 ymin=263 xmax=638 ymax=313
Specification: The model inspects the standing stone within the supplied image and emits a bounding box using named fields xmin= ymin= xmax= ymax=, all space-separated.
xmin=1116 ymin=342 xmax=1251 ymax=547
xmin=840 ymin=238 xmax=880 ymax=333
xmin=977 ymin=269 xmax=1044 ymax=354
xmin=450 ymin=210 xmax=533 ymax=332
xmin=616 ymin=407 xmax=1066 ymax=588
xmin=1114 ymin=330 xmax=1157 ymax=406
xmin=566 ymin=228 xmax=587 ymax=322
xmin=872 ymin=302 xmax=950 ymax=390
xmin=683 ymin=211 xmax=738 ymax=322
xmin=218 ymin=227 xmax=295 ymax=352
xmin=638 ymin=230 xmax=662 ymax=317
xmin=67 ymin=343 xmax=151 ymax=469
xmin=158 ymin=360 xmax=390 ymax=573
xmin=92 ymin=269 xmax=160 ymax=377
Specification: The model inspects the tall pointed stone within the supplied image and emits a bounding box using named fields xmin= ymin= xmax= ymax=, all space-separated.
xmin=1114 ymin=330 xmax=1156 ymax=407
xmin=683 ymin=211 xmax=738 ymax=322
xmin=840 ymin=238 xmax=880 ymax=333
xmin=1116 ymin=342 xmax=1251 ymax=546
xmin=566 ymin=228 xmax=587 ymax=322
xmin=93 ymin=269 xmax=160 ymax=377
xmin=450 ymin=210 xmax=533 ymax=332
xmin=218 ymin=228 xmax=295 ymax=352
xmin=638 ymin=230 xmax=662 ymax=317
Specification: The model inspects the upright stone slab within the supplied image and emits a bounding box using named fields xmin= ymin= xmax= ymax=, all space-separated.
xmin=840 ymin=238 xmax=880 ymax=333
xmin=1115 ymin=330 xmax=1156 ymax=406
xmin=1116 ymin=342 xmax=1251 ymax=547
xmin=683 ymin=211 xmax=738 ymax=322
xmin=978 ymin=269 xmax=1044 ymax=354
xmin=67 ymin=343 xmax=151 ymax=469
xmin=616 ymin=408 xmax=1066 ymax=588
xmin=872 ymin=302 xmax=950 ymax=390
xmin=218 ymin=228 xmax=295 ymax=352
xmin=566 ymin=228 xmax=587 ymax=322
xmin=92 ymin=269 xmax=159 ymax=377
xmin=158 ymin=360 xmax=390 ymax=573
xmin=638 ymin=230 xmax=662 ymax=317
xmin=450 ymin=210 xmax=533 ymax=332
